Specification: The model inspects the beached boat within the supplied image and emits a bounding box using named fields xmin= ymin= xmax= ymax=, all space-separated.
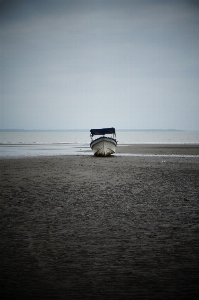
xmin=90 ymin=127 xmax=117 ymax=156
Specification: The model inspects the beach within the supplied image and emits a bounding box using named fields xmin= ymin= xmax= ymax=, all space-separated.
xmin=1 ymin=144 xmax=199 ymax=299
xmin=117 ymin=143 xmax=199 ymax=155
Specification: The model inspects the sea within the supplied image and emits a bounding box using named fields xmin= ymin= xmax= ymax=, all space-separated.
xmin=0 ymin=130 xmax=199 ymax=158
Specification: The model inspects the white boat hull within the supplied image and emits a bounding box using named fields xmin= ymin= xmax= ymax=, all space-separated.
xmin=90 ymin=137 xmax=117 ymax=156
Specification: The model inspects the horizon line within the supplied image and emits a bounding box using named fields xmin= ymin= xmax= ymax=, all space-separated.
xmin=0 ymin=128 xmax=196 ymax=132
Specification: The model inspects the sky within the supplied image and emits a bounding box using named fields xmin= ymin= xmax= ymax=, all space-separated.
xmin=1 ymin=0 xmax=199 ymax=130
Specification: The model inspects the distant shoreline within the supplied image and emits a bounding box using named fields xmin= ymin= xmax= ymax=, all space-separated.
xmin=0 ymin=129 xmax=190 ymax=132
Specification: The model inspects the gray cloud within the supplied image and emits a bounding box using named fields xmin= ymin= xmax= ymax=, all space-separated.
xmin=1 ymin=0 xmax=199 ymax=130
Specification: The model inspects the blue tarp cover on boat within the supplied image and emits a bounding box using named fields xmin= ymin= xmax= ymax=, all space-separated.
xmin=90 ymin=127 xmax=115 ymax=136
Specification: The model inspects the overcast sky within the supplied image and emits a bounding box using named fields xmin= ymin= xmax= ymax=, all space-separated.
xmin=1 ymin=0 xmax=199 ymax=130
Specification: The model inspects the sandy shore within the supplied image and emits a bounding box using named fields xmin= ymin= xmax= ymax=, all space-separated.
xmin=117 ymin=143 xmax=199 ymax=155
xmin=1 ymin=146 xmax=199 ymax=299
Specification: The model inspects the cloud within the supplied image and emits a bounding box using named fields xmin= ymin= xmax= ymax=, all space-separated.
xmin=1 ymin=0 xmax=199 ymax=130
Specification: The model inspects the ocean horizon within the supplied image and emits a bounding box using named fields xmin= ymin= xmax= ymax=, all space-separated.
xmin=0 ymin=128 xmax=191 ymax=132
xmin=1 ymin=129 xmax=199 ymax=144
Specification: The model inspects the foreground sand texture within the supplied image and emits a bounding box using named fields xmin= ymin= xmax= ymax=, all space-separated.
xmin=1 ymin=150 xmax=199 ymax=299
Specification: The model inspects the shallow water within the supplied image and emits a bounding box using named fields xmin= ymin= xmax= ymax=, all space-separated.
xmin=1 ymin=130 xmax=199 ymax=158
xmin=1 ymin=143 xmax=199 ymax=158
xmin=1 ymin=130 xmax=199 ymax=144
xmin=0 ymin=143 xmax=91 ymax=158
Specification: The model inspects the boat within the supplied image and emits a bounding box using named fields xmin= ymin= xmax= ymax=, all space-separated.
xmin=90 ymin=127 xmax=117 ymax=156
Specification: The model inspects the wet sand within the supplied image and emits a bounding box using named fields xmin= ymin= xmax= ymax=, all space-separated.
xmin=1 ymin=145 xmax=199 ymax=299
xmin=117 ymin=143 xmax=199 ymax=155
